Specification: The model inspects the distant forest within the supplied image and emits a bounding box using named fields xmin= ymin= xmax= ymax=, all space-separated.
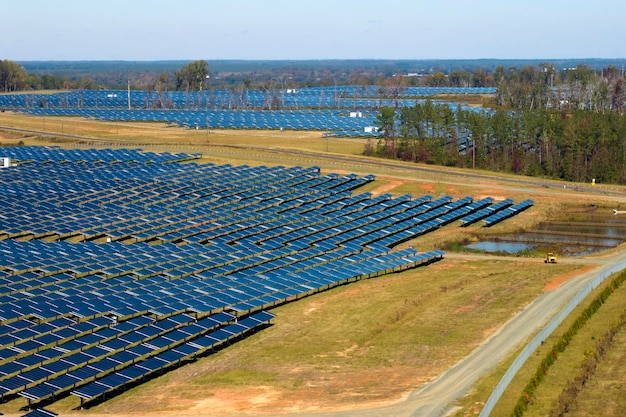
xmin=2 ymin=58 xmax=626 ymax=91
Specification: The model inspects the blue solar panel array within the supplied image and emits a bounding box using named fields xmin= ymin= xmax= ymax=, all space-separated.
xmin=18 ymin=107 xmax=383 ymax=135
xmin=0 ymin=146 xmax=530 ymax=409
xmin=0 ymin=146 xmax=198 ymax=165
xmin=481 ymin=199 xmax=533 ymax=227
xmin=459 ymin=198 xmax=515 ymax=227
xmin=0 ymin=86 xmax=494 ymax=137
xmin=0 ymin=86 xmax=495 ymax=110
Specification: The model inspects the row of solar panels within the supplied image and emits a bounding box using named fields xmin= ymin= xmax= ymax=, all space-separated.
xmin=70 ymin=310 xmax=274 ymax=405
xmin=0 ymin=164 xmax=365 ymax=242
xmin=459 ymin=198 xmax=534 ymax=227
xmin=0 ymin=150 xmax=531 ymax=263
xmin=3 ymin=147 xmax=532 ymax=256
xmin=0 ymin=238 xmax=443 ymax=327
xmin=0 ymin=146 xmax=199 ymax=165
xmin=1 ymin=187 xmax=495 ymax=257
xmin=0 ymin=147 xmax=531 ymax=251
xmin=0 ymin=307 xmax=274 ymax=406
xmin=19 ymin=107 xmax=381 ymax=133
xmin=482 ymin=199 xmax=534 ymax=226
xmin=0 ymin=86 xmax=495 ymax=110
xmin=13 ymin=102 xmax=488 ymax=134
xmin=0 ymin=193 xmax=521 ymax=324
xmin=0 ymin=147 xmax=315 ymax=189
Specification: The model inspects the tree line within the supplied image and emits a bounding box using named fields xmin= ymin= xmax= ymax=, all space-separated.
xmin=1 ymin=59 xmax=98 ymax=91
xmin=493 ymin=63 xmax=625 ymax=113
xmin=0 ymin=59 xmax=210 ymax=93
xmin=367 ymin=102 xmax=626 ymax=184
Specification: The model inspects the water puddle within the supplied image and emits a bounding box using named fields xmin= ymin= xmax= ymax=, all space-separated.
xmin=464 ymin=207 xmax=626 ymax=257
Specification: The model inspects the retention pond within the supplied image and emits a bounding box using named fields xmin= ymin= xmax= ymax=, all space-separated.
xmin=465 ymin=206 xmax=626 ymax=257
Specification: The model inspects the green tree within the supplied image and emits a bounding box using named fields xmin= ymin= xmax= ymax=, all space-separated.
xmin=75 ymin=77 xmax=96 ymax=90
xmin=374 ymin=106 xmax=396 ymax=156
xmin=175 ymin=60 xmax=209 ymax=91
xmin=427 ymin=71 xmax=447 ymax=87
xmin=26 ymin=74 xmax=41 ymax=90
xmin=449 ymin=71 xmax=470 ymax=87
xmin=0 ymin=59 xmax=27 ymax=92
xmin=374 ymin=106 xmax=396 ymax=139
xmin=472 ymin=69 xmax=488 ymax=87
xmin=41 ymin=74 xmax=64 ymax=90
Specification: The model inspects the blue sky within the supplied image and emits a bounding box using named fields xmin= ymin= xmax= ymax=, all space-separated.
xmin=2 ymin=0 xmax=625 ymax=61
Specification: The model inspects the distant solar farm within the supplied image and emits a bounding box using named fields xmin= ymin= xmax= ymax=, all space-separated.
xmin=0 ymin=146 xmax=532 ymax=409
xmin=0 ymin=86 xmax=494 ymax=137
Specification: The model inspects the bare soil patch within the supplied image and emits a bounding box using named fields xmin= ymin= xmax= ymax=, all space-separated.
xmin=369 ymin=177 xmax=404 ymax=196
xmin=418 ymin=183 xmax=435 ymax=193
xmin=543 ymin=264 xmax=597 ymax=291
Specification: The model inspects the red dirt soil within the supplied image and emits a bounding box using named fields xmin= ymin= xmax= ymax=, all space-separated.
xmin=543 ymin=264 xmax=597 ymax=291
xmin=369 ymin=178 xmax=403 ymax=196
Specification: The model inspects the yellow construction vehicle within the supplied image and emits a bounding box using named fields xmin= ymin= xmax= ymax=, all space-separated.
xmin=545 ymin=252 xmax=557 ymax=263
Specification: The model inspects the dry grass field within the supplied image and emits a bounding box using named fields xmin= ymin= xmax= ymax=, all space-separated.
xmin=1 ymin=111 xmax=626 ymax=416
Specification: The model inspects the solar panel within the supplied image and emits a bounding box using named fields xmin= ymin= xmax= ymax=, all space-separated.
xmin=71 ymin=381 xmax=110 ymax=400
xmin=116 ymin=364 xmax=146 ymax=380
xmin=20 ymin=408 xmax=57 ymax=417
xmin=136 ymin=357 xmax=167 ymax=372
xmin=0 ymin=374 xmax=30 ymax=393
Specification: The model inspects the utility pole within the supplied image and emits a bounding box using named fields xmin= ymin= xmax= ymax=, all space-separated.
xmin=127 ymin=72 xmax=131 ymax=110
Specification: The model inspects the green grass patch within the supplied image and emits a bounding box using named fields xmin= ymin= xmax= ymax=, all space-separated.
xmin=194 ymin=368 xmax=279 ymax=386
xmin=518 ymin=272 xmax=626 ymax=417
xmin=565 ymin=327 xmax=626 ymax=416
xmin=453 ymin=270 xmax=626 ymax=417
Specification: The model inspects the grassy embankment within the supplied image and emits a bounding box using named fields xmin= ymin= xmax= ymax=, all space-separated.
xmin=452 ymin=264 xmax=626 ymax=417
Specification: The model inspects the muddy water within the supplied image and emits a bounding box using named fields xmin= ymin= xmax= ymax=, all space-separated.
xmin=465 ymin=208 xmax=626 ymax=257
